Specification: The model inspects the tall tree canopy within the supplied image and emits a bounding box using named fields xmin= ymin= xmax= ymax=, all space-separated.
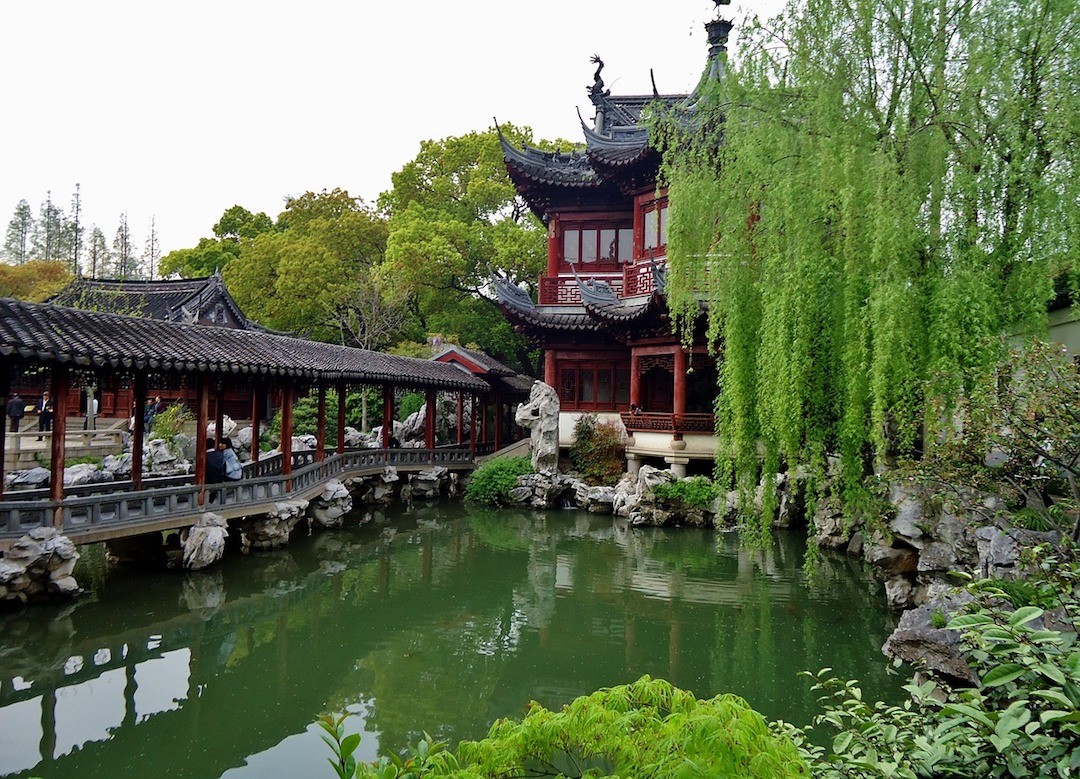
xmin=378 ymin=125 xmax=571 ymax=372
xmin=654 ymin=0 xmax=1079 ymax=522
xmin=159 ymin=205 xmax=277 ymax=278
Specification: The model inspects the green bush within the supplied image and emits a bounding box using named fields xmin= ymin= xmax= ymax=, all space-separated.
xmin=789 ymin=546 xmax=1080 ymax=778
xmin=324 ymin=676 xmax=809 ymax=778
xmin=150 ymin=403 xmax=191 ymax=443
xmin=464 ymin=457 xmax=533 ymax=506
xmin=397 ymin=392 xmax=425 ymax=423
xmin=652 ymin=476 xmax=722 ymax=511
xmin=568 ymin=413 xmax=626 ymax=485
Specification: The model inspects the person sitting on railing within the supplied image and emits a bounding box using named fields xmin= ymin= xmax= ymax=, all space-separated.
xmin=221 ymin=438 xmax=242 ymax=481
xmin=205 ymin=437 xmax=227 ymax=484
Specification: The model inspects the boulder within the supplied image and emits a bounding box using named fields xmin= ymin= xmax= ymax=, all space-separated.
xmin=207 ymin=415 xmax=238 ymax=440
xmin=514 ymin=382 xmax=559 ymax=471
xmin=0 ymin=528 xmax=80 ymax=603
xmin=813 ymin=497 xmax=851 ymax=549
xmin=307 ymin=479 xmax=353 ymax=529
xmin=881 ymin=592 xmax=978 ymax=686
xmin=343 ymin=427 xmax=364 ymax=447
xmin=64 ymin=463 xmax=113 ymax=487
xmin=182 ymin=513 xmax=229 ymax=570
xmin=976 ymin=526 xmax=1060 ymax=579
xmin=239 ymin=500 xmax=308 ymax=552
xmin=5 ymin=467 xmax=50 ymax=489
xmin=637 ymin=465 xmax=676 ymax=494
xmin=883 ymin=575 xmax=915 ymax=610
xmin=582 ymin=486 xmax=616 ymax=514
xmin=410 ymin=466 xmax=449 ymax=501
xmin=888 ymin=483 xmax=927 ymax=547
xmin=102 ymin=453 xmax=133 ymax=477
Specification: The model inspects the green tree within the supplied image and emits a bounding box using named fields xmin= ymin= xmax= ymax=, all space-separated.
xmin=3 ymin=199 xmax=34 ymax=264
xmin=85 ymin=226 xmax=109 ymax=278
xmin=653 ymin=0 xmax=1079 ymax=531
xmin=111 ymin=211 xmax=138 ymax=278
xmin=0 ymin=260 xmax=72 ymax=301
xmin=377 ymin=126 xmax=564 ymax=373
xmin=159 ymin=204 xmax=276 ymax=278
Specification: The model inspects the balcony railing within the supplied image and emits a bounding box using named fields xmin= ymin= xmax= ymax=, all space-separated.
xmin=538 ymin=274 xmax=623 ymax=305
xmin=620 ymin=412 xmax=715 ymax=435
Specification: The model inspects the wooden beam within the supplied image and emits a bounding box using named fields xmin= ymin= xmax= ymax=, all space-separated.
xmin=425 ymin=388 xmax=436 ymax=450
xmin=131 ymin=372 xmax=147 ymax=490
xmin=49 ymin=367 xmax=70 ymax=529
xmin=195 ymin=374 xmax=209 ymax=507
xmin=316 ymin=384 xmax=327 ymax=462
xmin=336 ymin=380 xmax=346 ymax=455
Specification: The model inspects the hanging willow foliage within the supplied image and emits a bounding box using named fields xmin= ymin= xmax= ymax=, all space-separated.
xmin=652 ymin=0 xmax=1079 ymax=530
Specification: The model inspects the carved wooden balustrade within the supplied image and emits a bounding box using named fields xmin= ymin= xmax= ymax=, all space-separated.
xmin=538 ymin=274 xmax=624 ymax=305
xmin=620 ymin=412 xmax=715 ymax=435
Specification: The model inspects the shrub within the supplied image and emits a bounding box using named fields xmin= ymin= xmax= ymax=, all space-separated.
xmin=652 ymin=476 xmax=722 ymax=511
xmin=151 ymin=403 xmax=191 ymax=443
xmin=789 ymin=546 xmax=1080 ymax=778
xmin=465 ymin=456 xmax=533 ymax=506
xmin=568 ymin=413 xmax=626 ymax=485
xmin=324 ymin=676 xmax=809 ymax=778
xmin=397 ymin=392 xmax=425 ymax=423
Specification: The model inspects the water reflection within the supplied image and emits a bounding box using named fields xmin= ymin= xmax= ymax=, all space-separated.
xmin=0 ymin=505 xmax=900 ymax=778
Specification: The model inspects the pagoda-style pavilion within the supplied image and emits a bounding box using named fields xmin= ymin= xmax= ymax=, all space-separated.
xmin=495 ymin=16 xmax=733 ymax=476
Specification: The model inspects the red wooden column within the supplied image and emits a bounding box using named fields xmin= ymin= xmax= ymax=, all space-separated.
xmin=424 ymin=388 xmax=436 ymax=450
xmin=480 ymin=397 xmax=489 ymax=444
xmin=546 ymin=217 xmax=560 ymax=277
xmin=281 ymin=380 xmax=294 ymax=491
xmin=456 ymin=392 xmax=464 ymax=445
xmin=469 ymin=395 xmax=477 ymax=456
xmin=673 ymin=348 xmax=687 ymax=419
xmin=493 ymin=388 xmax=504 ymax=450
xmin=214 ymin=383 xmax=225 ymax=444
xmin=48 ymin=368 xmax=70 ymax=529
xmin=382 ymin=385 xmax=393 ymax=449
xmin=131 ymin=372 xmax=147 ymax=490
xmin=630 ymin=351 xmax=641 ymax=409
xmin=316 ymin=384 xmax=327 ymax=462
xmin=195 ymin=374 xmax=210 ymax=507
xmin=544 ymin=350 xmax=557 ymax=387
xmin=336 ymin=380 xmax=346 ymax=455
xmin=250 ymin=386 xmax=261 ymax=461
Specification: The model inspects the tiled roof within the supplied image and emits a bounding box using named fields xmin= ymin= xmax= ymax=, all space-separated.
xmin=431 ymin=344 xmax=517 ymax=376
xmin=0 ymin=299 xmax=489 ymax=392
xmin=48 ymin=274 xmax=279 ymax=333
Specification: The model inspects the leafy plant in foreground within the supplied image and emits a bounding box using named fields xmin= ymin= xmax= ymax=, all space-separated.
xmin=651 ymin=476 xmax=722 ymax=511
xmin=568 ymin=413 xmax=625 ymax=485
xmin=464 ymin=456 xmax=533 ymax=506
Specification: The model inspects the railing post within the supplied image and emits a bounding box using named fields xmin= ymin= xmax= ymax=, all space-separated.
xmin=49 ymin=367 xmax=70 ymax=529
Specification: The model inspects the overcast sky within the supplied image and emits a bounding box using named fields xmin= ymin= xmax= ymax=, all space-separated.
xmin=0 ymin=0 xmax=785 ymax=261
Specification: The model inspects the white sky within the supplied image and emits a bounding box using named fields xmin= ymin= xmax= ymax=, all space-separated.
xmin=0 ymin=0 xmax=785 ymax=260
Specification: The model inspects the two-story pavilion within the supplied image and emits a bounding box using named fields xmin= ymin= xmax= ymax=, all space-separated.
xmin=495 ymin=16 xmax=732 ymax=477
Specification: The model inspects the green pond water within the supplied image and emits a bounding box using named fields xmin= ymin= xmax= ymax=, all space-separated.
xmin=0 ymin=503 xmax=901 ymax=778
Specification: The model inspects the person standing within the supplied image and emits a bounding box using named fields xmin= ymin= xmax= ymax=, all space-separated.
xmin=205 ymin=438 xmax=227 ymax=484
xmin=6 ymin=392 xmax=25 ymax=433
xmin=36 ymin=391 xmax=54 ymax=440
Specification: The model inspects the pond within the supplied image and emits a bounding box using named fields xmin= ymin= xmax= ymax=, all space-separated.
xmin=0 ymin=503 xmax=901 ymax=778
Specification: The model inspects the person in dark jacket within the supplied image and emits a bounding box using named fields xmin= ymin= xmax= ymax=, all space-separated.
xmin=36 ymin=391 xmax=54 ymax=440
xmin=6 ymin=392 xmax=24 ymax=433
xmin=205 ymin=437 xmax=227 ymax=484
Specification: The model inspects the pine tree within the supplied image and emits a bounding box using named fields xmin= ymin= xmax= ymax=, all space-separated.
xmin=86 ymin=226 xmax=109 ymax=278
xmin=112 ymin=212 xmax=137 ymax=279
xmin=3 ymin=200 xmax=34 ymax=264
xmin=68 ymin=184 xmax=83 ymax=274
xmin=31 ymin=192 xmax=65 ymax=262
xmin=141 ymin=216 xmax=159 ymax=279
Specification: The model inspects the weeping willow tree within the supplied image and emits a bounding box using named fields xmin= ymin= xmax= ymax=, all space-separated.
xmin=653 ymin=0 xmax=1079 ymax=534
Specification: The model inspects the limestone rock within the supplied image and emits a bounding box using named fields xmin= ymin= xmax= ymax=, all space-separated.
xmin=410 ymin=466 xmax=449 ymax=501
xmin=882 ymin=592 xmax=978 ymax=686
xmin=239 ymin=499 xmax=308 ymax=551
xmin=308 ymin=479 xmax=353 ymax=529
xmin=207 ymin=415 xmax=237 ymax=440
xmin=813 ymin=497 xmax=851 ymax=550
xmin=515 ymin=382 xmax=559 ymax=471
xmin=344 ymin=427 xmax=364 ymax=447
xmin=64 ymin=463 xmax=113 ymax=487
xmin=889 ymin=484 xmax=927 ymax=547
xmin=976 ymin=526 xmax=1060 ymax=579
xmin=0 ymin=528 xmax=80 ymax=603
xmin=917 ymin=541 xmax=957 ymax=573
xmin=5 ymin=467 xmax=50 ymax=489
xmin=582 ymin=486 xmax=616 ymax=514
xmin=883 ymin=575 xmax=915 ymax=610
xmin=182 ymin=513 xmax=229 ymax=570
xmin=637 ymin=465 xmax=676 ymax=494
xmin=102 ymin=453 xmax=133 ymax=477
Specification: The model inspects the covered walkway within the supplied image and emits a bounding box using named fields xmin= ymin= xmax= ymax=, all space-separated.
xmin=0 ymin=298 xmax=503 ymax=545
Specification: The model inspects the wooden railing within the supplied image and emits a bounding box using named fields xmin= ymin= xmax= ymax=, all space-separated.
xmin=0 ymin=447 xmax=476 ymax=541
xmin=538 ymin=274 xmax=624 ymax=305
xmin=620 ymin=412 xmax=715 ymax=435
xmin=623 ymin=259 xmax=664 ymax=297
